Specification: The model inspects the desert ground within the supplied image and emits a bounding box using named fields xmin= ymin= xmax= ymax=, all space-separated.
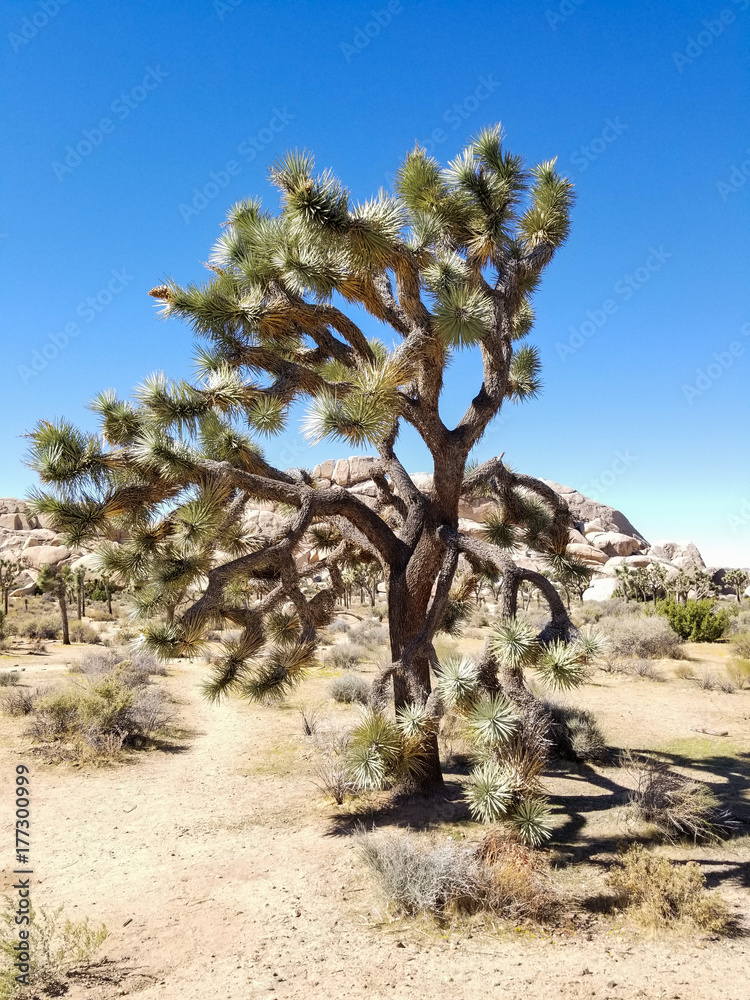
xmin=1 ymin=611 xmax=749 ymax=1000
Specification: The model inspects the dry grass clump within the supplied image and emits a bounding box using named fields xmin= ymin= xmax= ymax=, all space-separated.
xmin=625 ymin=753 xmax=735 ymax=842
xmin=358 ymin=828 xmax=557 ymax=920
xmin=329 ymin=675 xmax=370 ymax=705
xmin=600 ymin=613 xmax=681 ymax=661
xmin=0 ymin=670 xmax=19 ymax=688
xmin=608 ymin=844 xmax=731 ymax=933
xmin=691 ymin=670 xmax=736 ymax=693
xmin=725 ymin=658 xmax=750 ymax=690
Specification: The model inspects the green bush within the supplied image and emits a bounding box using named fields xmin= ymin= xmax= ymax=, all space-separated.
xmin=657 ymin=599 xmax=730 ymax=642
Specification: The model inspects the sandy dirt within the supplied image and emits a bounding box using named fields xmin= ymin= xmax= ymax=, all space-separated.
xmin=1 ymin=642 xmax=749 ymax=1000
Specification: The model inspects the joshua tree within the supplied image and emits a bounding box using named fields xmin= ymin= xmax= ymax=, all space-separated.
xmin=0 ymin=558 xmax=22 ymax=615
xmin=37 ymin=563 xmax=71 ymax=645
xmin=723 ymin=568 xmax=749 ymax=604
xmin=27 ymin=126 xmax=592 ymax=794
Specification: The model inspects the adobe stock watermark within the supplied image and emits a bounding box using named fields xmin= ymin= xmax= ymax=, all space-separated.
xmin=569 ymin=118 xmax=627 ymax=174
xmin=546 ymin=0 xmax=589 ymax=31
xmin=556 ymin=246 xmax=672 ymax=362
xmin=178 ymin=107 xmax=295 ymax=223
xmin=726 ymin=498 xmax=750 ymax=534
xmin=7 ymin=0 xmax=70 ymax=53
xmin=383 ymin=74 xmax=501 ymax=186
xmin=716 ymin=147 xmax=750 ymax=201
xmin=340 ymin=1 xmax=404 ymax=62
xmin=17 ymin=268 xmax=134 ymax=385
xmin=214 ymin=0 xmax=243 ymax=19
xmin=579 ymin=450 xmax=637 ymax=501
xmin=681 ymin=321 xmax=750 ymax=404
xmin=672 ymin=0 xmax=748 ymax=72
xmin=52 ymin=66 xmax=169 ymax=181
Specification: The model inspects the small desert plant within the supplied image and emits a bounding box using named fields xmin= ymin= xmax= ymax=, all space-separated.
xmin=600 ymin=613 xmax=681 ymax=660
xmin=347 ymin=620 xmax=388 ymax=647
xmin=358 ymin=830 xmax=485 ymax=915
xmin=657 ymin=599 xmax=730 ymax=642
xmin=625 ymin=753 xmax=734 ymax=842
xmin=692 ymin=670 xmax=736 ymax=693
xmin=324 ymin=642 xmax=366 ymax=671
xmin=608 ymin=844 xmax=730 ymax=932
xmin=329 ymin=675 xmax=370 ymax=705
xmin=673 ymin=662 xmax=696 ymax=681
xmin=729 ymin=632 xmax=750 ymax=658
xmin=546 ymin=703 xmax=607 ymax=761
xmin=625 ymin=658 xmax=661 ymax=680
xmin=0 ymin=671 xmax=19 ymax=688
xmin=0 ymin=898 xmax=108 ymax=999
xmin=725 ymin=658 xmax=750 ymax=690
xmin=298 ymin=703 xmax=321 ymax=736
xmin=1 ymin=688 xmax=38 ymax=716
xmin=68 ymin=622 xmax=101 ymax=644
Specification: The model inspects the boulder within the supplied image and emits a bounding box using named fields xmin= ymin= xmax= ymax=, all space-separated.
xmin=311 ymin=459 xmax=334 ymax=481
xmin=331 ymin=459 xmax=350 ymax=486
xmin=586 ymin=531 xmax=643 ymax=557
xmin=457 ymin=518 xmax=486 ymax=538
xmin=21 ymin=545 xmax=71 ymax=570
xmin=582 ymin=577 xmax=619 ymax=602
xmin=410 ymin=473 xmax=434 ymax=493
xmin=69 ymin=553 xmax=103 ymax=573
xmin=566 ymin=542 xmax=609 ymax=566
xmin=0 ymin=514 xmax=23 ymax=530
xmin=458 ymin=499 xmax=498 ymax=523
xmin=541 ymin=480 xmax=648 ymax=543
xmin=348 ymin=456 xmax=378 ymax=483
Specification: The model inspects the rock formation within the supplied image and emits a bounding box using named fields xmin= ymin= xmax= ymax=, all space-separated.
xmin=1 ymin=460 xmax=744 ymax=601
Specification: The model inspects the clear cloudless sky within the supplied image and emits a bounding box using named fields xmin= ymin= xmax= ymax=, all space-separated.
xmin=2 ymin=0 xmax=749 ymax=565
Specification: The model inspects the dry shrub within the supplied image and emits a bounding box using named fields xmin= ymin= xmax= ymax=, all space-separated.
xmin=358 ymin=831 xmax=485 ymax=915
xmin=348 ymin=620 xmax=388 ymax=647
xmin=0 ymin=671 xmax=19 ymax=688
xmin=329 ymin=675 xmax=370 ymax=705
xmin=20 ymin=616 xmax=60 ymax=641
xmin=478 ymin=831 xmax=557 ymax=920
xmin=359 ymin=829 xmax=556 ymax=920
xmin=324 ymin=641 xmax=366 ymax=671
xmin=1 ymin=688 xmax=39 ymax=717
xmin=608 ymin=844 xmax=730 ymax=932
xmin=692 ymin=670 xmax=736 ymax=693
xmin=625 ymin=753 xmax=735 ymax=842
xmin=69 ymin=622 xmax=101 ymax=644
xmin=625 ymin=658 xmax=662 ymax=680
xmin=601 ymin=614 xmax=681 ymax=661
xmin=549 ymin=705 xmax=607 ymax=762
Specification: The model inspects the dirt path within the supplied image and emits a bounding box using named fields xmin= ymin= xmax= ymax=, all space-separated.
xmin=1 ymin=654 xmax=749 ymax=999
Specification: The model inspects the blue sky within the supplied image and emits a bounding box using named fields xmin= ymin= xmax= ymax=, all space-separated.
xmin=2 ymin=0 xmax=749 ymax=566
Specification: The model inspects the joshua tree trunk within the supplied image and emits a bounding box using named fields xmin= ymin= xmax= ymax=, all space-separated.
xmin=58 ymin=585 xmax=70 ymax=645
